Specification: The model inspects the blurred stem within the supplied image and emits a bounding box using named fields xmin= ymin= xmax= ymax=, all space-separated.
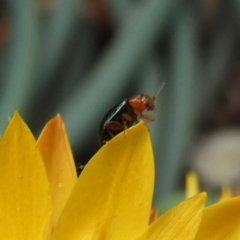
xmin=154 ymin=7 xmax=198 ymax=202
xmin=234 ymin=0 xmax=240 ymax=23
xmin=199 ymin=16 xmax=236 ymax=116
xmin=36 ymin=0 xmax=81 ymax=97
xmin=107 ymin=0 xmax=132 ymax=26
xmin=0 ymin=1 xmax=38 ymax=134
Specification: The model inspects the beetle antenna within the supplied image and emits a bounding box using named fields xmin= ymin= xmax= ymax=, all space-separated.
xmin=153 ymin=82 xmax=165 ymax=101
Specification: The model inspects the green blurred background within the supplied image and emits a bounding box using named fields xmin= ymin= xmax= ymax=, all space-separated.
xmin=1 ymin=0 xmax=240 ymax=206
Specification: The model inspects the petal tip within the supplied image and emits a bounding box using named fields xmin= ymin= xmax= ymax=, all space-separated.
xmin=197 ymin=192 xmax=207 ymax=203
xmin=12 ymin=111 xmax=21 ymax=120
xmin=47 ymin=115 xmax=64 ymax=129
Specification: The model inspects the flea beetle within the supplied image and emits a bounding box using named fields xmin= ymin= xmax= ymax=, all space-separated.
xmin=98 ymin=82 xmax=165 ymax=145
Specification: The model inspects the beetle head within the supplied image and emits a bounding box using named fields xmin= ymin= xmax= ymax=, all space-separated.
xmin=128 ymin=82 xmax=165 ymax=115
xmin=128 ymin=94 xmax=155 ymax=113
xmin=141 ymin=95 xmax=155 ymax=111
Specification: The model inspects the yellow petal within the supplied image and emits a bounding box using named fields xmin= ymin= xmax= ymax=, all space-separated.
xmin=185 ymin=171 xmax=199 ymax=199
xmin=53 ymin=122 xmax=154 ymax=240
xmin=218 ymin=184 xmax=232 ymax=202
xmin=37 ymin=115 xmax=77 ymax=230
xmin=137 ymin=193 xmax=206 ymax=240
xmin=194 ymin=196 xmax=240 ymax=240
xmin=0 ymin=112 xmax=52 ymax=239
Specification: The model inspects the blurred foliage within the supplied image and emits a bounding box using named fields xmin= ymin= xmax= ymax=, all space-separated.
xmin=0 ymin=0 xmax=240 ymax=204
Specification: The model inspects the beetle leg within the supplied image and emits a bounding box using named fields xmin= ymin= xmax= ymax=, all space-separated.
xmin=104 ymin=121 xmax=125 ymax=131
xmin=122 ymin=113 xmax=133 ymax=122
xmin=133 ymin=109 xmax=141 ymax=117
xmin=106 ymin=128 xmax=116 ymax=138
xmin=104 ymin=121 xmax=125 ymax=140
xmin=122 ymin=114 xmax=133 ymax=137
xmin=141 ymin=114 xmax=155 ymax=124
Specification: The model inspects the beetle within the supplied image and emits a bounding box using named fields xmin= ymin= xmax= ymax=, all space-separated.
xmin=98 ymin=82 xmax=165 ymax=145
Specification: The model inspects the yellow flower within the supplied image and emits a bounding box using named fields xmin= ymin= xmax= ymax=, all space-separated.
xmin=0 ymin=112 xmax=240 ymax=239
